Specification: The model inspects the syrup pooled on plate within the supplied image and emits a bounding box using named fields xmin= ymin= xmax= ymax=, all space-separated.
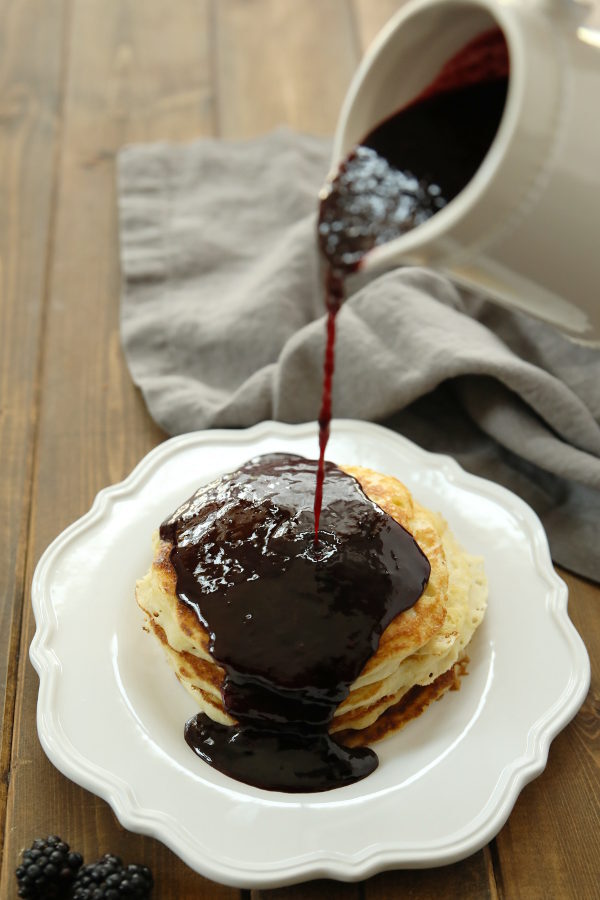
xmin=160 ymin=453 xmax=431 ymax=791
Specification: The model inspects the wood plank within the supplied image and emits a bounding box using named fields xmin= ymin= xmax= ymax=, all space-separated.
xmin=0 ymin=0 xmax=68 ymax=861
xmin=215 ymin=0 xmax=359 ymax=139
xmin=252 ymin=880 xmax=360 ymax=900
xmin=365 ymin=848 xmax=498 ymax=899
xmin=493 ymin=570 xmax=600 ymax=900
xmin=352 ymin=0 xmax=408 ymax=52
xmin=1 ymin=1 xmax=236 ymax=897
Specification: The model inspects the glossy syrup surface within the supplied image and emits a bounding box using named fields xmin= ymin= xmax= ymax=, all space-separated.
xmin=318 ymin=28 xmax=509 ymax=272
xmin=161 ymin=453 xmax=430 ymax=791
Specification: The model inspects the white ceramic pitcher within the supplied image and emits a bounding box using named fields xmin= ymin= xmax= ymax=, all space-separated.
xmin=332 ymin=0 xmax=600 ymax=343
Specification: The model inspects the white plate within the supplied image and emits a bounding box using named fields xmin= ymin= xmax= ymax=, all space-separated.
xmin=30 ymin=420 xmax=590 ymax=888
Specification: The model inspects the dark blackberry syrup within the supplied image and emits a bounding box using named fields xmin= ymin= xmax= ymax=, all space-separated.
xmin=163 ymin=453 xmax=430 ymax=791
xmin=313 ymin=28 xmax=509 ymax=535
xmin=160 ymin=454 xmax=430 ymax=791
xmin=168 ymin=29 xmax=508 ymax=793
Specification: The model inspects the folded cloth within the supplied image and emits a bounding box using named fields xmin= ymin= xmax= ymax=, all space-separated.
xmin=117 ymin=127 xmax=600 ymax=582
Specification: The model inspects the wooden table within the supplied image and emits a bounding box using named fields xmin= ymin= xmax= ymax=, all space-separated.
xmin=1 ymin=1 xmax=598 ymax=897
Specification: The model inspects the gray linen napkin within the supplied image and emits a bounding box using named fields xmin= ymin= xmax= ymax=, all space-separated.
xmin=117 ymin=127 xmax=600 ymax=582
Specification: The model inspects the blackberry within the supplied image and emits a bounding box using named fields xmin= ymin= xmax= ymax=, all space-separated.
xmin=15 ymin=835 xmax=83 ymax=899
xmin=72 ymin=854 xmax=153 ymax=899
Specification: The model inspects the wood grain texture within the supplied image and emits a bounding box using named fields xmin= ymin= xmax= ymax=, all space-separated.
xmin=493 ymin=570 xmax=600 ymax=900
xmin=365 ymin=848 xmax=499 ymax=899
xmin=0 ymin=0 xmax=68 ymax=861
xmin=252 ymin=880 xmax=360 ymax=900
xmin=352 ymin=0 xmax=408 ymax=50
xmin=215 ymin=0 xmax=358 ymax=138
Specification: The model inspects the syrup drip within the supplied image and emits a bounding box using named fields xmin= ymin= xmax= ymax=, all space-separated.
xmin=313 ymin=269 xmax=344 ymax=541
xmin=169 ymin=28 xmax=509 ymax=792
xmin=314 ymin=27 xmax=508 ymax=531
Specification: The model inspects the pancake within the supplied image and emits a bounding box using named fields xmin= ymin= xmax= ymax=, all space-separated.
xmin=136 ymin=463 xmax=487 ymax=744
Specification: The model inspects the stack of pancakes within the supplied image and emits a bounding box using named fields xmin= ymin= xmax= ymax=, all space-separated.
xmin=136 ymin=465 xmax=487 ymax=745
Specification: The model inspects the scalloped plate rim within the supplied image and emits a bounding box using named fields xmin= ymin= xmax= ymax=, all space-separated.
xmin=30 ymin=420 xmax=590 ymax=888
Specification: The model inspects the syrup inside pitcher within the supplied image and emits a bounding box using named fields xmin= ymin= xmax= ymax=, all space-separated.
xmin=318 ymin=28 xmax=509 ymax=274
